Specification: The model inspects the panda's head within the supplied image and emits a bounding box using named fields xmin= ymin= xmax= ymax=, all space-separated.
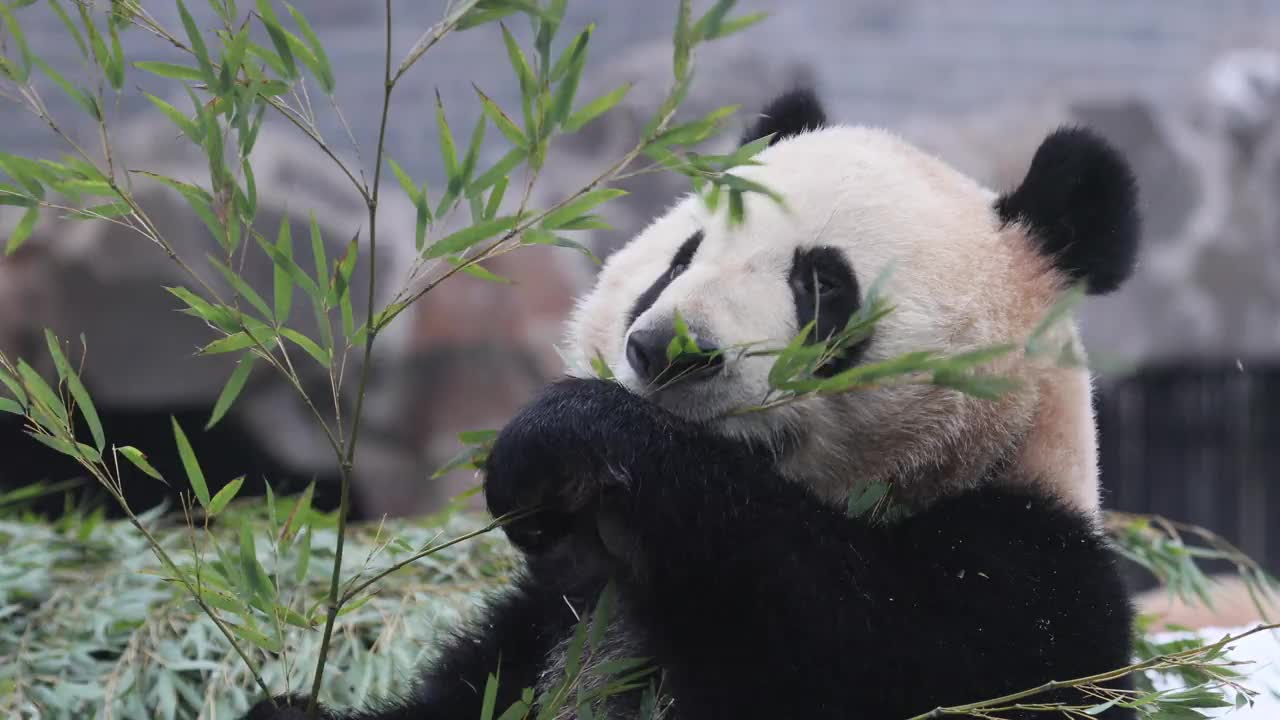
xmin=563 ymin=89 xmax=1139 ymax=514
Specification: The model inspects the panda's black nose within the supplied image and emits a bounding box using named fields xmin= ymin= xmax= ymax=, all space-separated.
xmin=626 ymin=328 xmax=724 ymax=386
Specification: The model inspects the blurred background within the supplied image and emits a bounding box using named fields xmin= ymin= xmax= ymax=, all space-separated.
xmin=0 ymin=1 xmax=1277 ymax=579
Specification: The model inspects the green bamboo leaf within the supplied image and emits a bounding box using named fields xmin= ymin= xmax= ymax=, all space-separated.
xmin=453 ymin=1 xmax=511 ymax=31
xmin=33 ymin=58 xmax=99 ymax=120
xmin=192 ymin=583 xmax=249 ymax=616
xmin=705 ymin=11 xmax=767 ymax=39
xmin=846 ymin=480 xmax=890 ymax=518
xmin=807 ymin=351 xmax=939 ymax=393
xmin=461 ymin=262 xmax=511 ymax=284
xmin=563 ymin=614 xmax=590 ymax=683
xmin=1026 ymin=283 xmax=1088 ymax=355
xmin=206 ymin=354 xmax=254 ymax=429
xmin=133 ymin=61 xmax=204 ymax=82
xmin=307 ymin=212 xmax=329 ymax=298
xmin=220 ymin=27 xmax=251 ymax=93
xmin=257 ymin=233 xmax=321 ymax=303
xmin=15 ymin=359 xmax=64 ymax=430
xmin=474 ymin=85 xmax=526 ymax=146
xmin=539 ymin=189 xmax=626 ymax=230
xmin=79 ymin=7 xmax=112 ymax=87
xmin=0 ymin=153 xmax=47 ymax=199
xmin=556 ymin=214 xmax=611 ymax=231
xmin=285 ymin=3 xmax=334 ymax=93
xmin=563 ymin=83 xmax=631 ymax=133
xmin=245 ymin=40 xmax=289 ymax=79
xmin=549 ymin=25 xmax=591 ymax=126
xmin=458 ymin=429 xmax=498 ymax=445
xmin=239 ymin=522 xmax=276 ymax=602
xmin=0 ymin=397 xmax=21 ymax=414
xmin=275 ymin=602 xmax=315 ymax=629
xmin=666 ymin=310 xmax=696 ymax=362
xmin=43 ymin=331 xmax=104 ymax=452
xmin=588 ymin=583 xmax=616 ymax=651
xmin=273 ymin=214 xmax=294 ymax=325
xmin=727 ymin=188 xmax=744 ymax=225
xmin=294 ymin=527 xmax=312 ymax=582
xmin=767 ymin=323 xmax=816 ymax=388
xmin=29 ymin=433 xmax=101 ymax=463
xmin=199 ymin=331 xmax=264 ymax=355
xmin=255 ymin=0 xmax=297 ymax=78
xmin=458 ymin=112 xmax=487 ymax=191
xmin=0 ymin=182 xmax=33 ymax=207
xmin=107 ymin=17 xmax=125 ymax=89
xmin=132 ymin=170 xmax=209 ymax=203
xmin=435 ymin=90 xmax=460 ymax=206
xmin=496 ymin=698 xmax=533 ymax=720
xmin=280 ymin=328 xmax=329 ymax=367
xmin=690 ymin=0 xmax=733 ymax=41
xmin=416 ymin=181 xmax=431 ymax=250
xmin=387 ymin=158 xmax=419 ymax=202
xmin=278 ymin=480 xmax=313 ymax=542
xmin=327 ymin=233 xmax=358 ymax=307
xmin=0 ymin=366 xmax=26 ymax=408
xmin=483 ymin=176 xmax=509 ymax=220
xmin=173 ymin=289 xmax=240 ymax=333
xmin=940 ymin=344 xmax=1019 ymax=371
xmin=500 ymin=22 xmax=536 ymax=97
xmin=425 ymin=215 xmax=517 ymax=259
xmin=339 ymin=284 xmax=355 ymax=341
xmin=118 ymin=445 xmax=165 ymax=483
xmin=171 ymin=417 xmax=211 ymax=509
xmin=209 ymin=257 xmax=273 ymax=322
xmin=48 ymin=0 xmax=88 ymax=60
xmin=6 ymin=206 xmax=37 ymax=254
xmin=227 ymin=621 xmax=282 ymax=653
xmin=533 ymin=0 xmax=566 ymax=80
xmin=206 ymin=476 xmax=245 ymax=515
xmin=522 ymin=228 xmax=598 ymax=263
xmin=651 ymin=105 xmax=740 ymax=148
xmin=175 ymin=0 xmax=216 ymax=88
xmin=66 ymin=201 xmax=130 ymax=220
xmin=366 ymin=301 xmax=407 ymax=336
xmin=480 ymin=673 xmax=500 ymax=720
xmin=672 ymin=0 xmax=692 ymax=81
xmin=469 ymin=146 xmax=527 ymax=197
xmin=0 ymin=4 xmax=31 ymax=82
xmin=931 ymin=370 xmax=1020 ymax=401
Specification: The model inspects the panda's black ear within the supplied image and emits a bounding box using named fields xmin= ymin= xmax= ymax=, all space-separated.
xmin=995 ymin=126 xmax=1140 ymax=295
xmin=740 ymin=88 xmax=827 ymax=147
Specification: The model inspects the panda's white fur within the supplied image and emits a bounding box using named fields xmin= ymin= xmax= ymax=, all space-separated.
xmin=563 ymin=125 xmax=1101 ymax=515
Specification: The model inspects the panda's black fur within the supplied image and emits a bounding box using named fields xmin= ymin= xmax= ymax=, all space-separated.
xmin=740 ymin=86 xmax=828 ymax=146
xmin=995 ymin=126 xmax=1141 ymax=295
xmin=245 ymin=92 xmax=1139 ymax=720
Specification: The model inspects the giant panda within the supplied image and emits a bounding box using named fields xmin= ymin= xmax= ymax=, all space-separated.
xmin=247 ymin=88 xmax=1140 ymax=720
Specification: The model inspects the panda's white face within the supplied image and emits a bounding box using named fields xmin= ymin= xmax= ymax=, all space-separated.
xmin=563 ymin=125 xmax=1102 ymax=512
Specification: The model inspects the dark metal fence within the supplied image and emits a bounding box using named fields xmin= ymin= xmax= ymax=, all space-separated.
xmin=1096 ymin=363 xmax=1280 ymax=583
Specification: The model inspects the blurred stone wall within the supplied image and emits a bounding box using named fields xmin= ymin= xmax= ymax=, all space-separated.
xmin=3 ymin=1 xmax=1279 ymax=518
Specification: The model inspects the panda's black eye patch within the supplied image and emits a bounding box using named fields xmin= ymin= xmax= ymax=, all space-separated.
xmin=790 ymin=247 xmax=854 ymax=300
xmin=788 ymin=246 xmax=867 ymax=376
xmin=628 ymin=230 xmax=703 ymax=327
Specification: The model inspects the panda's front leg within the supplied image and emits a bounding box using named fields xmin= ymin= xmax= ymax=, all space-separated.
xmin=485 ymin=376 xmax=819 ymax=575
xmin=484 ymin=377 xmax=664 ymax=558
xmin=485 ymin=378 xmax=897 ymax=716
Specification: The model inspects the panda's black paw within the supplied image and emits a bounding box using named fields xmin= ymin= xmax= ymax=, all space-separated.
xmin=242 ymin=694 xmax=330 ymax=720
xmin=484 ymin=378 xmax=664 ymax=555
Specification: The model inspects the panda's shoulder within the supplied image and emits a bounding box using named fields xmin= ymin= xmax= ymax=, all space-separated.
xmin=902 ymin=484 xmax=1111 ymax=558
